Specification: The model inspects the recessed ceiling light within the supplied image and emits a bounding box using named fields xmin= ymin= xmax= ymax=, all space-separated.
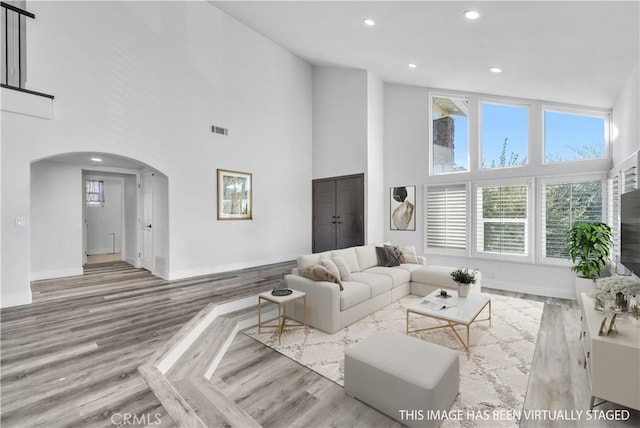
xmin=90 ymin=157 xmax=103 ymax=162
xmin=408 ymin=63 xmax=417 ymax=69
xmin=363 ymin=18 xmax=375 ymax=26
xmin=489 ymin=67 xmax=502 ymax=73
xmin=464 ymin=10 xmax=480 ymax=20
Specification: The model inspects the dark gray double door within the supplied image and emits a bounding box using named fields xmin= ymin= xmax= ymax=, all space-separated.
xmin=312 ymin=174 xmax=364 ymax=253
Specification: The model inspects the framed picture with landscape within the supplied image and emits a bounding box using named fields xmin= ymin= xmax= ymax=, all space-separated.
xmin=217 ymin=169 xmax=252 ymax=220
xmin=390 ymin=185 xmax=416 ymax=231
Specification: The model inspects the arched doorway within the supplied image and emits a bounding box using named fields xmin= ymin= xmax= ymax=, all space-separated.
xmin=29 ymin=152 xmax=169 ymax=281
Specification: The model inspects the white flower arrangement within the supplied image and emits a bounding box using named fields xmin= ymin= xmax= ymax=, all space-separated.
xmin=588 ymin=276 xmax=640 ymax=304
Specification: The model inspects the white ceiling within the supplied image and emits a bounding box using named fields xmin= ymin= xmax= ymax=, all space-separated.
xmin=213 ymin=1 xmax=640 ymax=108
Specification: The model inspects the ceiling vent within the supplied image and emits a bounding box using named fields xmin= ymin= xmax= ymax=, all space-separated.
xmin=211 ymin=125 xmax=228 ymax=136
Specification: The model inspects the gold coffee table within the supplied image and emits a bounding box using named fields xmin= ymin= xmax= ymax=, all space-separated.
xmin=406 ymin=289 xmax=491 ymax=359
xmin=258 ymin=290 xmax=307 ymax=344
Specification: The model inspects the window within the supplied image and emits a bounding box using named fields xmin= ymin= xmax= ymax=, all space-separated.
xmin=431 ymin=95 xmax=469 ymax=174
xmin=476 ymin=183 xmax=529 ymax=256
xmin=543 ymin=110 xmax=607 ymax=163
xmin=480 ymin=102 xmax=528 ymax=169
xmin=425 ymin=184 xmax=467 ymax=251
xmin=1 ymin=1 xmax=32 ymax=89
xmin=541 ymin=179 xmax=604 ymax=260
xmin=86 ymin=180 xmax=105 ymax=205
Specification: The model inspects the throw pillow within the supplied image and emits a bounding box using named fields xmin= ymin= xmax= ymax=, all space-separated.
xmin=385 ymin=244 xmax=406 ymax=264
xmin=375 ymin=246 xmax=401 ymax=267
xmin=331 ymin=256 xmax=352 ymax=281
xmin=321 ymin=259 xmax=341 ymax=280
xmin=299 ymin=265 xmax=343 ymax=290
xmin=399 ymin=245 xmax=419 ymax=264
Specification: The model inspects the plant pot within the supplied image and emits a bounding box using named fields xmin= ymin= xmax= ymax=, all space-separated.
xmin=458 ymin=282 xmax=470 ymax=298
xmin=575 ymin=276 xmax=596 ymax=306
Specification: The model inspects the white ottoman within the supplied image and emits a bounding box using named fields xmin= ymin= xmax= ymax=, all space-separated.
xmin=344 ymin=330 xmax=459 ymax=428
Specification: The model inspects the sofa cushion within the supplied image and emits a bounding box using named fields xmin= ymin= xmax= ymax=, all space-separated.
xmin=365 ymin=266 xmax=411 ymax=287
xmin=355 ymin=245 xmax=378 ymax=271
xmin=385 ymin=244 xmax=407 ymax=264
xmin=399 ymin=246 xmax=420 ymax=264
xmin=297 ymin=251 xmax=331 ymax=270
xmin=340 ymin=281 xmax=371 ymax=310
xmin=411 ymin=265 xmax=461 ymax=289
xmin=332 ymin=248 xmax=361 ymax=273
xmin=331 ymin=256 xmax=352 ymax=281
xmin=321 ymin=259 xmax=341 ymax=280
xmin=397 ymin=263 xmax=424 ymax=273
xmin=375 ymin=246 xmax=400 ymax=267
xmin=349 ymin=272 xmax=393 ymax=297
xmin=299 ymin=265 xmax=343 ymax=290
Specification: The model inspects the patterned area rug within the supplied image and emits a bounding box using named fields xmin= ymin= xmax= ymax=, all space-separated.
xmin=245 ymin=293 xmax=543 ymax=427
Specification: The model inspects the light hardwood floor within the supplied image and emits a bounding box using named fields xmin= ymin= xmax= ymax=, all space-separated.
xmin=2 ymin=263 xmax=639 ymax=427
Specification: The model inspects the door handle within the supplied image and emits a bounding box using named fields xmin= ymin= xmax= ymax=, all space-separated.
xmin=146 ymin=225 xmax=152 ymax=229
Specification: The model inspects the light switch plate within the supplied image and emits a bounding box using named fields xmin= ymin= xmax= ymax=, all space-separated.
xmin=14 ymin=217 xmax=26 ymax=227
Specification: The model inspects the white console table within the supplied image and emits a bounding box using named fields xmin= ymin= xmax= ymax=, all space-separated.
xmin=580 ymin=293 xmax=640 ymax=411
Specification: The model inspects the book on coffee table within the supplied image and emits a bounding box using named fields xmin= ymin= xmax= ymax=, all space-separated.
xmin=420 ymin=296 xmax=458 ymax=310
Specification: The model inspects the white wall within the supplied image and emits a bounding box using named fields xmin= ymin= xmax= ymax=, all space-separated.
xmin=1 ymin=1 xmax=312 ymax=306
xmin=366 ymin=72 xmax=384 ymax=244
xmin=30 ymin=160 xmax=83 ymax=281
xmin=312 ymin=67 xmax=368 ymax=179
xmin=383 ymin=84 xmax=430 ymax=250
xmin=152 ymin=173 xmax=169 ymax=278
xmin=85 ymin=175 xmax=123 ymax=255
xmin=612 ymin=61 xmax=640 ymax=166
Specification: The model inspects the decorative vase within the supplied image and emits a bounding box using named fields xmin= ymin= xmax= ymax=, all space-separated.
xmin=612 ymin=292 xmax=629 ymax=313
xmin=458 ymin=282 xmax=470 ymax=298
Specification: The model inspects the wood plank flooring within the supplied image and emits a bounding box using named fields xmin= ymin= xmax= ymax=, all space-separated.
xmin=3 ymin=263 xmax=640 ymax=427
xmin=1 ymin=261 xmax=292 ymax=427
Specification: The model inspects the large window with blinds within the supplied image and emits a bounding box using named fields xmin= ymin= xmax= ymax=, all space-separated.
xmin=540 ymin=178 xmax=604 ymax=261
xmin=476 ymin=183 xmax=529 ymax=257
xmin=425 ymin=184 xmax=467 ymax=252
xmin=609 ymin=175 xmax=620 ymax=262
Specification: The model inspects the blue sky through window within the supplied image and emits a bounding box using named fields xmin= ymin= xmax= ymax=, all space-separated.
xmin=544 ymin=111 xmax=605 ymax=162
xmin=482 ymin=103 xmax=528 ymax=168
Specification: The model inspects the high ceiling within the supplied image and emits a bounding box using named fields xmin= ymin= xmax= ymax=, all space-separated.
xmin=213 ymin=1 xmax=640 ymax=108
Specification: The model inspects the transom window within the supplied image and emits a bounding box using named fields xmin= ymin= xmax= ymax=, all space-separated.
xmin=480 ymin=102 xmax=528 ymax=169
xmin=431 ymin=95 xmax=469 ymax=174
xmin=543 ymin=110 xmax=607 ymax=164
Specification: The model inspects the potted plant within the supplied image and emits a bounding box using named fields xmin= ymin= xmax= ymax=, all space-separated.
xmin=450 ymin=267 xmax=478 ymax=298
xmin=566 ymin=222 xmax=612 ymax=301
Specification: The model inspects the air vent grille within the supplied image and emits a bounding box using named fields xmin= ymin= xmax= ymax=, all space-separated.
xmin=211 ymin=125 xmax=228 ymax=136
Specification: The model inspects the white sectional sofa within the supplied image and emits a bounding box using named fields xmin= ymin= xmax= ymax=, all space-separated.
xmin=285 ymin=244 xmax=481 ymax=334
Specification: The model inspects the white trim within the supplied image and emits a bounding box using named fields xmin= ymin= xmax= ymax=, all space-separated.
xmin=31 ymin=268 xmax=84 ymax=281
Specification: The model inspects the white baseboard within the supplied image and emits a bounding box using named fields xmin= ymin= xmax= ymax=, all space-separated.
xmin=482 ymin=279 xmax=575 ymax=300
xmin=87 ymin=248 xmax=121 ymax=256
xmin=31 ymin=268 xmax=84 ymax=282
xmin=168 ymin=254 xmax=296 ymax=281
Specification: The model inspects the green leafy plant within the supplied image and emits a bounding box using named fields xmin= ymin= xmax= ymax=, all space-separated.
xmin=450 ymin=267 xmax=478 ymax=285
xmin=567 ymin=222 xmax=612 ymax=280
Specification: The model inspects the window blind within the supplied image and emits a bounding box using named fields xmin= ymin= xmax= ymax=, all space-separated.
xmin=476 ymin=185 xmax=528 ymax=255
xmin=609 ymin=176 xmax=620 ymax=261
xmin=425 ymin=184 xmax=466 ymax=250
xmin=86 ymin=180 xmax=105 ymax=204
xmin=623 ymin=165 xmax=637 ymax=193
xmin=541 ymin=180 xmax=603 ymax=259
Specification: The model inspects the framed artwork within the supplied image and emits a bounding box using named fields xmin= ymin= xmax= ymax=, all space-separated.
xmin=390 ymin=185 xmax=416 ymax=231
xmin=217 ymin=169 xmax=252 ymax=220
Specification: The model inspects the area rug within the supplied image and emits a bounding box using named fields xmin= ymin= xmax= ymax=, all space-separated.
xmin=244 ymin=293 xmax=543 ymax=427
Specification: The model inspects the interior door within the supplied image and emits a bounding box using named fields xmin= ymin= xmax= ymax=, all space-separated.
xmin=140 ymin=172 xmax=154 ymax=271
xmin=336 ymin=175 xmax=364 ymax=249
xmin=312 ymin=174 xmax=364 ymax=253
xmin=312 ymin=179 xmax=337 ymax=253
